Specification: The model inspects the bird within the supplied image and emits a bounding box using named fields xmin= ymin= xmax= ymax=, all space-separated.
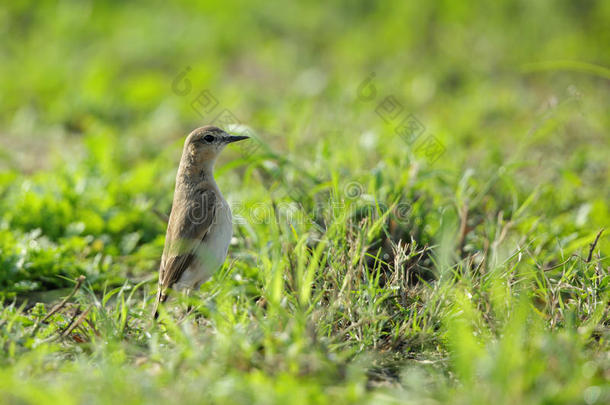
xmin=152 ymin=125 xmax=248 ymax=318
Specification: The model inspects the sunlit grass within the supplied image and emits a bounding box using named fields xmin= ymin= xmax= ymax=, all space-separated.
xmin=0 ymin=0 xmax=609 ymax=404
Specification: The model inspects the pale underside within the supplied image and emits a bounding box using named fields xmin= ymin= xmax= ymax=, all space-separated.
xmin=158 ymin=188 xmax=232 ymax=296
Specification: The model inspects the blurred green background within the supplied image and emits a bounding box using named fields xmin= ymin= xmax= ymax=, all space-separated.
xmin=0 ymin=1 xmax=608 ymax=404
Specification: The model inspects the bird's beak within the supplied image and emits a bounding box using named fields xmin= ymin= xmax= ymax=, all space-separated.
xmin=225 ymin=135 xmax=249 ymax=143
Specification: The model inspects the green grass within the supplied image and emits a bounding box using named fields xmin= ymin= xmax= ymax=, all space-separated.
xmin=0 ymin=0 xmax=609 ymax=404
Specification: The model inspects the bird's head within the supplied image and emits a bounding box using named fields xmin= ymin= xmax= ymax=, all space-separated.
xmin=184 ymin=125 xmax=249 ymax=167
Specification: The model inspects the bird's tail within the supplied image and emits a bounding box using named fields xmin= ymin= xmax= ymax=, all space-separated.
xmin=152 ymin=287 xmax=167 ymax=319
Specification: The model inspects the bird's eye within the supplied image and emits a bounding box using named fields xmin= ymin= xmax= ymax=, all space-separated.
xmin=203 ymin=135 xmax=215 ymax=143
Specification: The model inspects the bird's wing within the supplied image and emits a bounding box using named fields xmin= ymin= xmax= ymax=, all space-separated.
xmin=158 ymin=188 xmax=217 ymax=291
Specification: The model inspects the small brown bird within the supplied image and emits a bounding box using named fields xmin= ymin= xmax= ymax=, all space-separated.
xmin=152 ymin=126 xmax=248 ymax=318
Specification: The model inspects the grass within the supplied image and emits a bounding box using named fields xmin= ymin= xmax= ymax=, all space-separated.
xmin=0 ymin=0 xmax=609 ymax=404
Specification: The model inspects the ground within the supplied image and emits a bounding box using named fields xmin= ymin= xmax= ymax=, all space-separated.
xmin=0 ymin=1 xmax=609 ymax=404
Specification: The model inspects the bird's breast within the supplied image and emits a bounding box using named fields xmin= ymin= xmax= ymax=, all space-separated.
xmin=206 ymin=199 xmax=233 ymax=262
xmin=174 ymin=198 xmax=232 ymax=290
